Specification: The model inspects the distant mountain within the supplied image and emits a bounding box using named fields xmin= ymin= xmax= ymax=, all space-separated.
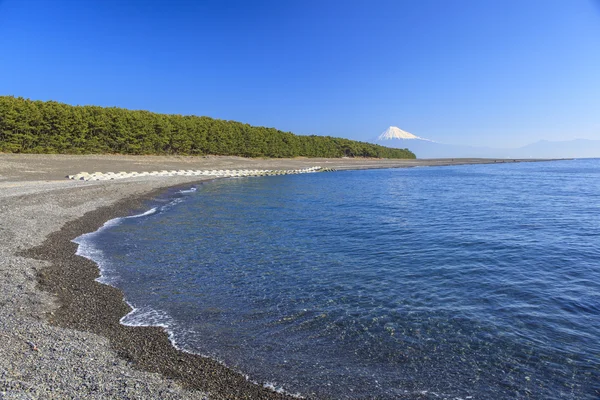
xmin=375 ymin=127 xmax=600 ymax=159
xmin=377 ymin=126 xmax=434 ymax=142
xmin=382 ymin=140 xmax=501 ymax=159
xmin=375 ymin=126 xmax=496 ymax=158
xmin=512 ymin=139 xmax=600 ymax=159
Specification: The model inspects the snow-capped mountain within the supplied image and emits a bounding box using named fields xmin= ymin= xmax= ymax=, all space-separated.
xmin=377 ymin=126 xmax=434 ymax=142
xmin=374 ymin=126 xmax=600 ymax=158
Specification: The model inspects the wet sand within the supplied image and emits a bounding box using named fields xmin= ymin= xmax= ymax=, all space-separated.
xmin=0 ymin=154 xmax=558 ymax=399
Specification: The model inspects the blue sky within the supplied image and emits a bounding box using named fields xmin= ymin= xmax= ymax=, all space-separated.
xmin=1 ymin=0 xmax=599 ymax=147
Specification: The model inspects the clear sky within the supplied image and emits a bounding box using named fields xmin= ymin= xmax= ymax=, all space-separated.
xmin=1 ymin=0 xmax=599 ymax=147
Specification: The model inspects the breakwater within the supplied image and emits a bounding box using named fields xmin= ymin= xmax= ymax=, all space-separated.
xmin=67 ymin=166 xmax=337 ymax=181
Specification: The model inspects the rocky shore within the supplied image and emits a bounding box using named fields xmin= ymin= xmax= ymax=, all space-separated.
xmin=0 ymin=154 xmax=555 ymax=399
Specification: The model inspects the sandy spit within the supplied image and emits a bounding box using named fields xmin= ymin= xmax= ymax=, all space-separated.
xmin=0 ymin=154 xmax=557 ymax=399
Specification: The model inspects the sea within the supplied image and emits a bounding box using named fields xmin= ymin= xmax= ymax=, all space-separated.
xmin=74 ymin=159 xmax=600 ymax=399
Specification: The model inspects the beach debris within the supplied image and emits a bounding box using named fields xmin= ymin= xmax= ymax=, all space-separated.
xmin=65 ymin=166 xmax=335 ymax=181
xmin=26 ymin=341 xmax=39 ymax=352
xmin=1 ymin=333 xmax=40 ymax=352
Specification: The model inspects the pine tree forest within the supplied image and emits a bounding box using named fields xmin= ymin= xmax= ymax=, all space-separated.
xmin=0 ymin=96 xmax=415 ymax=159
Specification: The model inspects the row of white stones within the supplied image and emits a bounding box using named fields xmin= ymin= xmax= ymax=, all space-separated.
xmin=67 ymin=166 xmax=334 ymax=181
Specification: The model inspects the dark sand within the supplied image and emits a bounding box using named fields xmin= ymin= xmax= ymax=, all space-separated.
xmin=0 ymin=154 xmax=562 ymax=399
xmin=22 ymin=182 xmax=291 ymax=399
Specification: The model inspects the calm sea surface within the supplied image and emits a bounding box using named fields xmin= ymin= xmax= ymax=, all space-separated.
xmin=76 ymin=160 xmax=600 ymax=399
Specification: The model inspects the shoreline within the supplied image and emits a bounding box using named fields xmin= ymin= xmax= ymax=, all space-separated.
xmin=0 ymin=155 xmax=567 ymax=399
xmin=22 ymin=180 xmax=292 ymax=399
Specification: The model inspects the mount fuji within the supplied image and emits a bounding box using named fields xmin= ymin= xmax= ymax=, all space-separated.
xmin=377 ymin=126 xmax=435 ymax=142
xmin=375 ymin=126 xmax=464 ymax=158
xmin=374 ymin=126 xmax=600 ymax=159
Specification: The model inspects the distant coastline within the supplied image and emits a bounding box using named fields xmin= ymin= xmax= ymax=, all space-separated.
xmin=376 ymin=135 xmax=600 ymax=159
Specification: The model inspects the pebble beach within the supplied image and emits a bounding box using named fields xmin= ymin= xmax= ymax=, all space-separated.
xmin=0 ymin=154 xmax=551 ymax=399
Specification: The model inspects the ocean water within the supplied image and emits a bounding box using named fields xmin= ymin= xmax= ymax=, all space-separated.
xmin=75 ymin=160 xmax=600 ymax=399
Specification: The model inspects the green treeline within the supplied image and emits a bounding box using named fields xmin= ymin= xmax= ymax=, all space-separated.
xmin=0 ymin=96 xmax=415 ymax=159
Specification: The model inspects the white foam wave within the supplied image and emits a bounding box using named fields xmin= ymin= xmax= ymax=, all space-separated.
xmin=118 ymin=300 xmax=194 ymax=359
xmin=120 ymin=305 xmax=172 ymax=328
xmin=119 ymin=302 xmax=307 ymax=399
xmin=166 ymin=198 xmax=183 ymax=207
xmin=72 ymin=183 xmax=199 ymax=291
xmin=178 ymin=186 xmax=197 ymax=194
xmin=125 ymin=207 xmax=158 ymax=218
xmin=262 ymin=382 xmax=304 ymax=398
xmin=72 ymin=206 xmax=160 ymax=285
xmin=70 ymin=191 xmax=307 ymax=399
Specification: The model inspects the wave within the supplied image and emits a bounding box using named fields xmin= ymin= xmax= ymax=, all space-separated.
xmin=119 ymin=302 xmax=307 ymax=398
xmin=178 ymin=186 xmax=197 ymax=194
xmin=73 ymin=206 xmax=159 ymax=285
xmin=72 ymin=185 xmax=196 ymax=285
xmin=261 ymin=382 xmax=304 ymax=399
xmin=71 ymin=183 xmax=310 ymax=398
xmin=119 ymin=305 xmax=172 ymax=328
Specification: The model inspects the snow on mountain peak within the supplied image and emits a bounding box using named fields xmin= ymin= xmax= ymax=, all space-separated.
xmin=377 ymin=126 xmax=434 ymax=142
xmin=378 ymin=126 xmax=418 ymax=140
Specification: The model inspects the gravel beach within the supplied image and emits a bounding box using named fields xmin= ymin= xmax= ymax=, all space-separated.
xmin=0 ymin=154 xmax=553 ymax=399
